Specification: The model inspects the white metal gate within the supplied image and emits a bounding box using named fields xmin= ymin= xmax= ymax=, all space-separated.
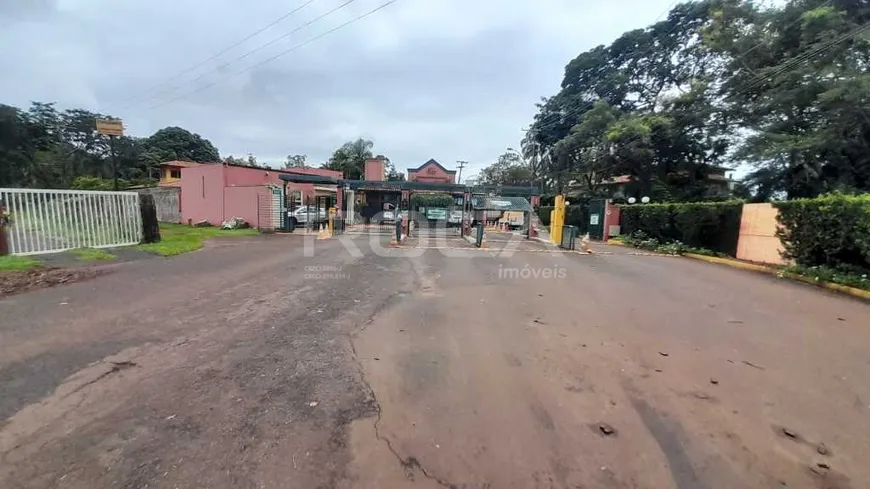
xmin=0 ymin=188 xmax=143 ymax=255
xmin=271 ymin=186 xmax=283 ymax=230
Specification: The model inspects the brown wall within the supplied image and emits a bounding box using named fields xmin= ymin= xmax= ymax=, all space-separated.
xmin=736 ymin=203 xmax=789 ymax=265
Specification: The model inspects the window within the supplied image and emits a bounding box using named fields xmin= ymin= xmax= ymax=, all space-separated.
xmin=170 ymin=169 xmax=181 ymax=179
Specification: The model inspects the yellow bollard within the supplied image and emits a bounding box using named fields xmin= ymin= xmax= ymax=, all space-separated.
xmin=328 ymin=207 xmax=336 ymax=237
xmin=550 ymin=194 xmax=565 ymax=245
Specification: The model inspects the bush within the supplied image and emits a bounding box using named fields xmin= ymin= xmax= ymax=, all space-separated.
xmin=565 ymin=205 xmax=590 ymax=234
xmin=781 ymin=265 xmax=870 ymax=291
xmin=536 ymin=204 xmax=590 ymax=233
xmin=70 ymin=176 xmax=119 ymax=190
xmin=620 ymin=230 xmax=721 ymax=256
xmin=536 ymin=206 xmax=553 ymax=226
xmin=773 ymin=194 xmax=870 ymax=274
xmin=619 ymin=201 xmax=743 ymax=255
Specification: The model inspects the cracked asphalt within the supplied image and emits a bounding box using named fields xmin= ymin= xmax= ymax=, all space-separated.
xmin=1 ymin=232 xmax=870 ymax=488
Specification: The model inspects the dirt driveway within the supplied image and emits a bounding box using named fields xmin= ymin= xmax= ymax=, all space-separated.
xmin=1 ymin=234 xmax=869 ymax=488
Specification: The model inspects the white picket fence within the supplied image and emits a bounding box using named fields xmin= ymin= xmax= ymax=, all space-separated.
xmin=0 ymin=188 xmax=143 ymax=255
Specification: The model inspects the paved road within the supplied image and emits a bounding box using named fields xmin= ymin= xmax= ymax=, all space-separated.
xmin=1 ymin=233 xmax=868 ymax=488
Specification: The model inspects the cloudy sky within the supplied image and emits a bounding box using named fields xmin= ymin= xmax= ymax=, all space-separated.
xmin=1 ymin=0 xmax=675 ymax=178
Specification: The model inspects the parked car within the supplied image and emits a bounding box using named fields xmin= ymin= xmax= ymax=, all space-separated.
xmin=288 ymin=206 xmax=327 ymax=227
xmin=379 ymin=210 xmax=405 ymax=224
xmin=448 ymin=210 xmax=463 ymax=227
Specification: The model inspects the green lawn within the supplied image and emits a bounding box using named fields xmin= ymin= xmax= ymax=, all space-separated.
xmin=137 ymin=223 xmax=259 ymax=257
xmin=0 ymin=255 xmax=41 ymax=272
xmin=70 ymin=248 xmax=117 ymax=261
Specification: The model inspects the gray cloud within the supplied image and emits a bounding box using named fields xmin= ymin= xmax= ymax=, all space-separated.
xmin=0 ymin=0 xmax=673 ymax=176
xmin=0 ymin=0 xmax=57 ymax=21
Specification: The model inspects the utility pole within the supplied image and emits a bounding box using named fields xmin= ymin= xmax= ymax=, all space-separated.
xmin=96 ymin=118 xmax=124 ymax=190
xmin=109 ymin=135 xmax=119 ymax=190
xmin=456 ymin=160 xmax=467 ymax=184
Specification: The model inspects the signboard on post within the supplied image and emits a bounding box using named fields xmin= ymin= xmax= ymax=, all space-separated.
xmin=96 ymin=119 xmax=124 ymax=190
xmin=95 ymin=119 xmax=124 ymax=137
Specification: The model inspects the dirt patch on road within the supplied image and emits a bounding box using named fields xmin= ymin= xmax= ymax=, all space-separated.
xmin=0 ymin=267 xmax=105 ymax=298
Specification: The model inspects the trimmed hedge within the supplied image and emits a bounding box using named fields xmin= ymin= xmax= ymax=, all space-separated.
xmin=619 ymin=201 xmax=744 ymax=255
xmin=773 ymin=194 xmax=870 ymax=274
xmin=535 ymin=205 xmax=590 ymax=234
xmin=537 ymin=206 xmax=553 ymax=226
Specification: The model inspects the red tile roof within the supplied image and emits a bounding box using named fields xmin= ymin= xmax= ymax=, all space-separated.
xmin=160 ymin=160 xmax=207 ymax=168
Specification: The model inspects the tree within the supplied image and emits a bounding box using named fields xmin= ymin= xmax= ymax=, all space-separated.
xmin=520 ymin=132 xmax=549 ymax=185
xmin=246 ymin=153 xmax=263 ymax=168
xmin=385 ymin=158 xmax=405 ymax=181
xmin=0 ymin=101 xmax=221 ymax=189
xmin=709 ymin=0 xmax=870 ymax=198
xmin=480 ymin=149 xmax=535 ymax=186
xmin=142 ymin=126 xmax=220 ymax=164
xmin=321 ymin=138 xmax=374 ymax=180
xmin=525 ymin=0 xmax=739 ymax=201
xmin=285 ymin=154 xmax=307 ymax=168
xmin=526 ymin=0 xmax=870 ymax=201
xmin=547 ymin=100 xmax=620 ymax=195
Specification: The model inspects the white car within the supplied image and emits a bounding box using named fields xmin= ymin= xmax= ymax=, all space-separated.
xmin=380 ymin=210 xmax=405 ymax=224
xmin=288 ymin=206 xmax=327 ymax=226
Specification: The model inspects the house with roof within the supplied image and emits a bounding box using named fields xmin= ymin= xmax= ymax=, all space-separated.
xmin=158 ymin=160 xmax=204 ymax=187
xmin=152 ymin=161 xmax=342 ymax=229
xmin=407 ymin=159 xmax=457 ymax=184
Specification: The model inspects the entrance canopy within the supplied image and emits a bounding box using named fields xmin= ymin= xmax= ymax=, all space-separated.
xmin=277 ymin=174 xmax=541 ymax=197
xmin=471 ymin=196 xmax=533 ymax=212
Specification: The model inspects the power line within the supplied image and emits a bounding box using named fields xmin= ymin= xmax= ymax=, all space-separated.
xmin=523 ymin=17 xmax=870 ymax=188
xmin=741 ymin=19 xmax=870 ymax=92
xmin=527 ymin=5 xmax=867 ymax=136
xmin=735 ymin=0 xmax=832 ymax=63
xmin=132 ymin=0 xmax=360 ymax=111
xmin=145 ymin=0 xmax=401 ymax=111
xmin=114 ymin=0 xmax=321 ymax=111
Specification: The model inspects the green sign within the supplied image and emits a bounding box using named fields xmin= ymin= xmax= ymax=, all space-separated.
xmin=426 ymin=208 xmax=448 ymax=220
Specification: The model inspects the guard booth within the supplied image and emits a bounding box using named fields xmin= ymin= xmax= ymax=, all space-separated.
xmin=470 ymin=195 xmax=534 ymax=232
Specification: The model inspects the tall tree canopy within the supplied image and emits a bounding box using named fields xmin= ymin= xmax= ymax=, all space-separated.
xmin=141 ymin=126 xmax=220 ymax=164
xmin=285 ymin=154 xmax=308 ymax=168
xmin=0 ymin=101 xmax=225 ymax=189
xmin=524 ymin=0 xmax=870 ymax=201
xmin=322 ymin=138 xmax=373 ymax=180
xmin=321 ymin=139 xmax=397 ymax=180
xmin=0 ymin=102 xmax=151 ymax=188
xmin=480 ymin=149 xmax=535 ymax=186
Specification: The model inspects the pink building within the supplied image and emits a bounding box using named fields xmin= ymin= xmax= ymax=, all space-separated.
xmin=179 ymin=163 xmax=341 ymax=229
xmin=364 ymin=158 xmax=386 ymax=181
xmin=407 ymin=159 xmax=456 ymax=184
